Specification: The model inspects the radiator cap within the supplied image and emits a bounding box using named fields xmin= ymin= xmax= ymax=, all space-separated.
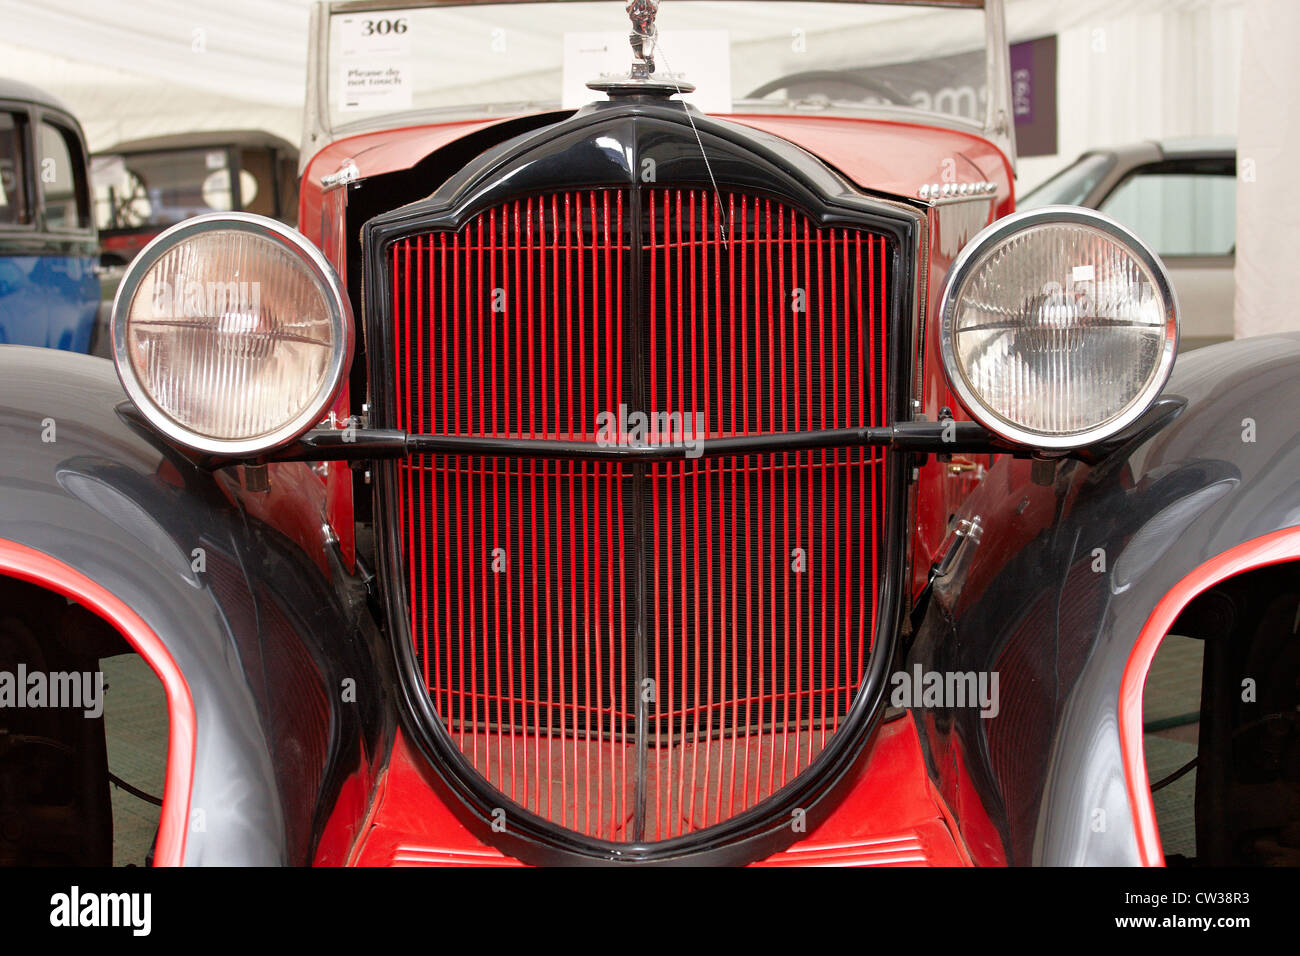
xmin=587 ymin=73 xmax=695 ymax=100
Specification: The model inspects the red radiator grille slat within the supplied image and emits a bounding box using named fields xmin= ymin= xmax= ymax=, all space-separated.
xmin=392 ymin=186 xmax=889 ymax=844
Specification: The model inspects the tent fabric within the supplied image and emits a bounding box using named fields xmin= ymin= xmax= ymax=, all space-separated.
xmin=0 ymin=0 xmax=313 ymax=151
xmin=1234 ymin=0 xmax=1297 ymax=338
xmin=1004 ymin=0 xmax=1242 ymax=190
xmin=1 ymin=0 xmax=1267 ymax=341
xmin=0 ymin=0 xmax=1245 ymax=183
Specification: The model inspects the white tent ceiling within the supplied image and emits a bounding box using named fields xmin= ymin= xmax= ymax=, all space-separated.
xmin=0 ymin=0 xmax=1243 ymax=183
xmin=0 ymin=0 xmax=314 ymax=150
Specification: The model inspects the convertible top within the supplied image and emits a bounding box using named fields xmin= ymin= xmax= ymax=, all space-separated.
xmin=97 ymin=129 xmax=299 ymax=157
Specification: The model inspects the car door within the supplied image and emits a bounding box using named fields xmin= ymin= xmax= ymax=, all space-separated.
xmin=0 ymin=103 xmax=48 ymax=346
xmin=1097 ymin=159 xmax=1236 ymax=350
xmin=34 ymin=112 xmax=99 ymax=352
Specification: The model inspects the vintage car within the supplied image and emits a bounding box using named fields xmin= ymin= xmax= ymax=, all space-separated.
xmin=85 ymin=131 xmax=301 ymax=358
xmin=92 ymin=130 xmax=300 ymax=268
xmin=0 ymin=0 xmax=1294 ymax=868
xmin=0 ymin=78 xmax=100 ymax=354
xmin=1021 ymin=136 xmax=1237 ymax=352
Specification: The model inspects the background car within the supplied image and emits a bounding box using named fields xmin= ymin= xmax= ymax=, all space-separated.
xmin=92 ymin=130 xmax=300 ymax=269
xmin=87 ymin=130 xmax=300 ymax=357
xmin=0 ymin=78 xmax=99 ymax=354
xmin=1020 ymin=137 xmax=1236 ymax=351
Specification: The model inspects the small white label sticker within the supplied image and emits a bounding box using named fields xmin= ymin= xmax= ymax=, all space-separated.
xmin=1071 ymin=264 xmax=1096 ymax=283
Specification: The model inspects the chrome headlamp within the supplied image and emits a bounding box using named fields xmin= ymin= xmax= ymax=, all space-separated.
xmin=111 ymin=213 xmax=353 ymax=456
xmin=938 ymin=206 xmax=1178 ymax=449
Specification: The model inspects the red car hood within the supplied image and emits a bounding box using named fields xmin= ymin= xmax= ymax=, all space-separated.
xmin=302 ymin=112 xmax=1013 ymax=202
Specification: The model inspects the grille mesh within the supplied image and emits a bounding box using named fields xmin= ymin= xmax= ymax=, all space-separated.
xmin=392 ymin=187 xmax=889 ymax=842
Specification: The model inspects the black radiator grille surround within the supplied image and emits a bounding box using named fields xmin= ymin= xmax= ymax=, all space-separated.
xmin=362 ymin=102 xmax=917 ymax=863
xmin=388 ymin=185 xmax=889 ymax=843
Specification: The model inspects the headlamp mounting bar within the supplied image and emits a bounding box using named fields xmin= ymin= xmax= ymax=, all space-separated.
xmin=265 ymin=420 xmax=1012 ymax=464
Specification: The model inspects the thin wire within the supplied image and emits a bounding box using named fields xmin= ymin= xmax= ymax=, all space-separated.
xmin=654 ymin=41 xmax=729 ymax=247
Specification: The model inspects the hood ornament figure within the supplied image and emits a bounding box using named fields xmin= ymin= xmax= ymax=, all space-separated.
xmin=627 ymin=0 xmax=660 ymax=78
xmin=588 ymin=0 xmax=695 ymax=99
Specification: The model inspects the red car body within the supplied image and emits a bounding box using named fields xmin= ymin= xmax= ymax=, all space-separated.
xmin=285 ymin=112 xmax=1014 ymax=866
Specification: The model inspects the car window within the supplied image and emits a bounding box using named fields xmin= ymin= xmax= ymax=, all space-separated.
xmin=1100 ymin=171 xmax=1235 ymax=257
xmin=0 ymin=110 xmax=29 ymax=225
xmin=92 ymin=147 xmax=239 ymax=231
xmin=1018 ymin=153 xmax=1113 ymax=209
xmin=39 ymin=120 xmax=90 ymax=231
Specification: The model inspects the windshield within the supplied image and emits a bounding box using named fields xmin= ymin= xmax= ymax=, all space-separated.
xmin=92 ymin=148 xmax=249 ymax=231
xmin=323 ymin=1 xmax=990 ymax=132
xmin=92 ymin=147 xmax=293 ymax=232
xmin=1019 ymin=153 xmax=1115 ymax=209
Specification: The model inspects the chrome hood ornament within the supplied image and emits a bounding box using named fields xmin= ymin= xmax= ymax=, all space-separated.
xmin=588 ymin=0 xmax=694 ymax=98
xmin=627 ymin=0 xmax=660 ymax=78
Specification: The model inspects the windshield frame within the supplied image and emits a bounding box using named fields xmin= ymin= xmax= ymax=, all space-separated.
xmin=1018 ymin=151 xmax=1117 ymax=210
xmin=301 ymin=0 xmax=1013 ymax=172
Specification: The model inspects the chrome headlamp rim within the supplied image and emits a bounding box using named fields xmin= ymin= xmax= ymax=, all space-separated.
xmin=937 ymin=204 xmax=1179 ymax=450
xmin=111 ymin=211 xmax=354 ymax=457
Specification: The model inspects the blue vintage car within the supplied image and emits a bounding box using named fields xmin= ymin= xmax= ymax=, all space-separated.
xmin=0 ymin=78 xmax=100 ymax=354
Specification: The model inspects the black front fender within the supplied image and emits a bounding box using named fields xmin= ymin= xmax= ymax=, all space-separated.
xmin=0 ymin=347 xmax=385 ymax=865
xmin=909 ymin=332 xmax=1300 ymax=865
